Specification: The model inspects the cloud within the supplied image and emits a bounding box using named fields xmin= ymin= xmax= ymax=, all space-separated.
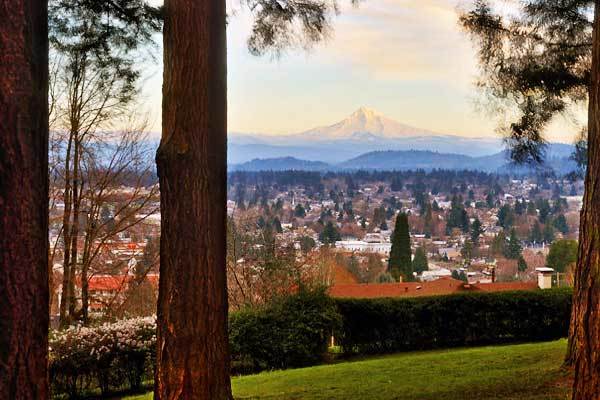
xmin=314 ymin=0 xmax=478 ymax=84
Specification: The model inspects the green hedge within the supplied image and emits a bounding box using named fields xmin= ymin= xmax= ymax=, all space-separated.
xmin=334 ymin=288 xmax=572 ymax=355
xmin=229 ymin=287 xmax=341 ymax=373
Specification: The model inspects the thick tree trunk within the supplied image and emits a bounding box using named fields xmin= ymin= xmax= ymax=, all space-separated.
xmin=154 ymin=0 xmax=231 ymax=399
xmin=571 ymin=1 xmax=600 ymax=398
xmin=0 ymin=0 xmax=49 ymax=398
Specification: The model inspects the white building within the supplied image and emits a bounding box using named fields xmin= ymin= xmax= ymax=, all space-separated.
xmin=335 ymin=239 xmax=391 ymax=255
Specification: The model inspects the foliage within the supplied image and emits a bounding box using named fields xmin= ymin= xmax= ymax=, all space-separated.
xmin=51 ymin=289 xmax=341 ymax=395
xmin=529 ymin=220 xmax=543 ymax=243
xmin=504 ymin=229 xmax=523 ymax=260
xmin=518 ymin=256 xmax=528 ymax=273
xmin=461 ymin=240 xmax=474 ymax=264
xmin=388 ymin=213 xmax=412 ymax=281
xmin=460 ymin=0 xmax=592 ymax=164
xmin=320 ymin=221 xmax=341 ymax=245
xmin=246 ymin=0 xmax=360 ymax=57
xmin=412 ymin=247 xmax=429 ymax=274
xmin=49 ymin=317 xmax=156 ymax=398
xmin=451 ymin=269 xmax=468 ymax=283
xmin=470 ymin=218 xmax=484 ymax=245
xmin=229 ymin=288 xmax=341 ymax=373
xmin=547 ymin=239 xmax=578 ymax=272
xmin=446 ymin=195 xmax=469 ymax=234
xmin=553 ymin=214 xmax=569 ymax=234
xmin=299 ymin=235 xmax=317 ymax=253
xmin=497 ymin=205 xmax=515 ymax=230
xmin=543 ymin=223 xmax=556 ymax=244
xmin=335 ymin=289 xmax=572 ymax=355
xmin=377 ymin=272 xmax=396 ymax=283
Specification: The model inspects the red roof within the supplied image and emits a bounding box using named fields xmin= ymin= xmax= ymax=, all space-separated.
xmin=84 ymin=273 xmax=160 ymax=292
xmin=87 ymin=275 xmax=130 ymax=291
xmin=329 ymin=277 xmax=538 ymax=299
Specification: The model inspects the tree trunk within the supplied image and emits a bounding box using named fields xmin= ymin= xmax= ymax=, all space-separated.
xmin=68 ymin=141 xmax=82 ymax=318
xmin=59 ymin=133 xmax=73 ymax=327
xmin=0 ymin=0 xmax=49 ymax=398
xmin=154 ymin=0 xmax=231 ymax=398
xmin=571 ymin=1 xmax=600 ymax=398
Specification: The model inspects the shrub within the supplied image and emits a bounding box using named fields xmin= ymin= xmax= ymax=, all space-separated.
xmin=229 ymin=287 xmax=341 ymax=373
xmin=49 ymin=317 xmax=156 ymax=398
xmin=335 ymin=288 xmax=572 ymax=355
xmin=50 ymin=288 xmax=339 ymax=397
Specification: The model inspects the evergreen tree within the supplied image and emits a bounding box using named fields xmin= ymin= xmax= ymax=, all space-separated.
xmin=497 ymin=204 xmax=515 ymax=229
xmin=553 ymin=214 xmax=570 ymax=234
xmin=470 ymin=218 xmax=484 ymax=245
xmin=294 ymin=203 xmax=306 ymax=218
xmin=486 ymin=192 xmax=495 ymax=208
xmin=319 ymin=221 xmax=341 ymax=245
xmin=529 ymin=220 xmax=543 ymax=244
xmin=537 ymin=198 xmax=552 ymax=224
xmin=272 ymin=217 xmax=283 ymax=233
xmin=446 ymin=195 xmax=469 ymax=234
xmin=491 ymin=231 xmax=507 ymax=256
xmin=543 ymin=224 xmax=555 ymax=244
xmin=518 ymin=255 xmax=528 ymax=273
xmin=391 ymin=177 xmax=403 ymax=192
xmin=505 ymin=229 xmax=522 ymax=260
xmin=423 ymin=203 xmax=434 ymax=238
xmin=412 ymin=247 xmax=429 ymax=274
xmin=388 ymin=213 xmax=412 ymax=282
xmin=527 ymin=201 xmax=537 ymax=216
xmin=461 ymin=240 xmax=474 ymax=265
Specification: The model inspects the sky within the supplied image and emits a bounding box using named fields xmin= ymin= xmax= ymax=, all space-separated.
xmin=141 ymin=0 xmax=584 ymax=142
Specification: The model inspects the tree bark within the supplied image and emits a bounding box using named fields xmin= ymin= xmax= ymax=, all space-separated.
xmin=59 ymin=132 xmax=73 ymax=326
xmin=571 ymin=1 xmax=600 ymax=398
xmin=0 ymin=0 xmax=49 ymax=398
xmin=154 ymin=0 xmax=232 ymax=398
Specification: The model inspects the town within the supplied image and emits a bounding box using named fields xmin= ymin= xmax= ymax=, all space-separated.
xmin=47 ymin=168 xmax=583 ymax=323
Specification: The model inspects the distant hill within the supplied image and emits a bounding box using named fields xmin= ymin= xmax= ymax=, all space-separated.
xmin=230 ymin=157 xmax=331 ymax=172
xmin=338 ymin=150 xmax=475 ymax=170
xmin=229 ymin=144 xmax=578 ymax=174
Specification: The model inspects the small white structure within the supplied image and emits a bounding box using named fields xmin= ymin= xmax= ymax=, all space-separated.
xmin=536 ymin=267 xmax=555 ymax=289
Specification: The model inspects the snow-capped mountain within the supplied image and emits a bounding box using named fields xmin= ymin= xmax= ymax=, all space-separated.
xmin=292 ymin=107 xmax=444 ymax=141
xmin=228 ymin=107 xmax=503 ymax=164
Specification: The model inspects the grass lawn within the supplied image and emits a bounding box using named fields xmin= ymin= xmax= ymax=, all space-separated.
xmin=126 ymin=340 xmax=571 ymax=400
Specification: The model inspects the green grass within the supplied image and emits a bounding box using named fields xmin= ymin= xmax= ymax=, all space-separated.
xmin=126 ymin=340 xmax=571 ymax=400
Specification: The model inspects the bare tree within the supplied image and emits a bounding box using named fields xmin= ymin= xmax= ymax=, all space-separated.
xmin=48 ymin=0 xmax=161 ymax=326
xmin=0 ymin=0 xmax=49 ymax=397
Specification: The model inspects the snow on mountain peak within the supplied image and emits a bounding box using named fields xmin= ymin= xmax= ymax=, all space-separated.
xmin=298 ymin=107 xmax=443 ymax=141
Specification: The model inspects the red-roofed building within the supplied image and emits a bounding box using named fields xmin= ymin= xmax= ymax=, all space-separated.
xmin=80 ymin=273 xmax=159 ymax=311
xmin=329 ymin=277 xmax=539 ymax=299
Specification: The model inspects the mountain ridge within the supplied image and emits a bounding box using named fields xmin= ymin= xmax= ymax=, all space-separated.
xmin=230 ymin=146 xmax=577 ymax=174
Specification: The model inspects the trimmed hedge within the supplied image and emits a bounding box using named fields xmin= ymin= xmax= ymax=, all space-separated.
xmin=229 ymin=288 xmax=341 ymax=373
xmin=334 ymin=288 xmax=572 ymax=355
